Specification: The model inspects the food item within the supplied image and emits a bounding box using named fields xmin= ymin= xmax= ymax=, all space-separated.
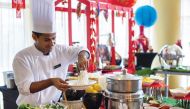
xmin=91 ymin=89 xmax=98 ymax=93
xmin=18 ymin=104 xmax=40 ymax=109
xmin=160 ymin=105 xmax=170 ymax=109
xmin=67 ymin=76 xmax=78 ymax=80
xmin=147 ymin=97 xmax=154 ymax=103
xmin=77 ymin=70 xmax=89 ymax=85
xmin=43 ymin=103 xmax=65 ymax=109
xmin=136 ymin=68 xmax=155 ymax=76
xmin=149 ymin=100 xmax=160 ymax=107
xmin=170 ymin=88 xmax=190 ymax=97
xmin=68 ymin=70 xmax=89 ymax=86
xmin=18 ymin=103 xmax=65 ymax=109
xmin=85 ymin=86 xmax=94 ymax=93
xmin=92 ymin=83 xmax=102 ymax=92
xmin=85 ymin=83 xmax=102 ymax=93
xmin=143 ymin=77 xmax=154 ymax=83
xmin=103 ymin=65 xmax=121 ymax=70
xmin=143 ymin=77 xmax=155 ymax=85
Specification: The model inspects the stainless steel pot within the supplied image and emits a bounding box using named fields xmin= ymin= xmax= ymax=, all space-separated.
xmin=104 ymin=98 xmax=143 ymax=109
xmin=103 ymin=90 xmax=144 ymax=109
xmin=106 ymin=73 xmax=142 ymax=93
xmin=6 ymin=77 xmax=16 ymax=89
xmin=2 ymin=71 xmax=16 ymax=89
xmin=3 ymin=71 xmax=13 ymax=86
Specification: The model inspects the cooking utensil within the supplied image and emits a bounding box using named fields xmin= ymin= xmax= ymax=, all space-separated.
xmin=64 ymin=89 xmax=85 ymax=101
xmin=83 ymin=93 xmax=103 ymax=109
xmin=106 ymin=72 xmax=142 ymax=93
xmin=103 ymin=90 xmax=143 ymax=109
xmin=63 ymin=92 xmax=69 ymax=109
xmin=104 ymin=90 xmax=144 ymax=101
xmin=5 ymin=72 xmax=16 ymax=89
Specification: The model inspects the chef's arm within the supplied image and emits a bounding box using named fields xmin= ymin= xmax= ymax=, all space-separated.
xmin=30 ymin=78 xmax=68 ymax=93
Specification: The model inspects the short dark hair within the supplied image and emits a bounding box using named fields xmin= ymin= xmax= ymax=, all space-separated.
xmin=32 ymin=31 xmax=56 ymax=38
xmin=32 ymin=31 xmax=43 ymax=37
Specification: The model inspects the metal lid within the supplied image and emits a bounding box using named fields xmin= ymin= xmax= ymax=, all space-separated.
xmin=104 ymin=90 xmax=144 ymax=100
xmin=107 ymin=73 xmax=141 ymax=81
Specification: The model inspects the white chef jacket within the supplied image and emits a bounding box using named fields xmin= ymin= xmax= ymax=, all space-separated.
xmin=12 ymin=44 xmax=88 ymax=106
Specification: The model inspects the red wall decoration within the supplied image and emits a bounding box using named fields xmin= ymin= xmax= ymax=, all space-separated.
xmin=55 ymin=0 xmax=136 ymax=73
xmin=12 ymin=0 xmax=25 ymax=18
xmin=88 ymin=9 xmax=97 ymax=72
xmin=127 ymin=9 xmax=136 ymax=74
xmin=108 ymin=0 xmax=137 ymax=7
xmin=86 ymin=0 xmax=137 ymax=7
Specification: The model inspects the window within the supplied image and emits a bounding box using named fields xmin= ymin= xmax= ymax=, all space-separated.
xmin=0 ymin=1 xmax=32 ymax=85
xmin=0 ymin=0 xmax=154 ymax=86
xmin=181 ymin=0 xmax=190 ymax=66
xmin=181 ymin=0 xmax=190 ymax=87
xmin=0 ymin=1 xmax=69 ymax=85
xmin=71 ymin=1 xmax=87 ymax=47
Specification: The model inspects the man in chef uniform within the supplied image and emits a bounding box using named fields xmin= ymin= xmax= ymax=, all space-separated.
xmin=12 ymin=0 xmax=90 ymax=106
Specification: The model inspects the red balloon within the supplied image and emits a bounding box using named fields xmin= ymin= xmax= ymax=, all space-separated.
xmin=108 ymin=0 xmax=137 ymax=7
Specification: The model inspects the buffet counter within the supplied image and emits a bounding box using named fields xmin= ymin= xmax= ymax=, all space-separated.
xmin=156 ymin=70 xmax=190 ymax=97
xmin=0 ymin=86 xmax=18 ymax=109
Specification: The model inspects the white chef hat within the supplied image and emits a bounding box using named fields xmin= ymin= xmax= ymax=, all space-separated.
xmin=31 ymin=0 xmax=56 ymax=33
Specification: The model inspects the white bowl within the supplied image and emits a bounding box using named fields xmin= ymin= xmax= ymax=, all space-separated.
xmin=170 ymin=88 xmax=190 ymax=97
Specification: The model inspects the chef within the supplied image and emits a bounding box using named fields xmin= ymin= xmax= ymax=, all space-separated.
xmin=12 ymin=0 xmax=90 ymax=106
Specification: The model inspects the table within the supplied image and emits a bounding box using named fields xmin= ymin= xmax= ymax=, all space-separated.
xmin=156 ymin=70 xmax=190 ymax=97
xmin=0 ymin=86 xmax=18 ymax=109
xmin=135 ymin=53 xmax=157 ymax=69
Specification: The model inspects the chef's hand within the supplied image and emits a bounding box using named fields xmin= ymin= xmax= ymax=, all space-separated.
xmin=78 ymin=50 xmax=90 ymax=70
xmin=51 ymin=78 xmax=69 ymax=92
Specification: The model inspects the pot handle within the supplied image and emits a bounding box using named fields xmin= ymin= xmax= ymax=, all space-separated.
xmin=106 ymin=79 xmax=118 ymax=85
xmin=103 ymin=92 xmax=143 ymax=102
xmin=103 ymin=92 xmax=129 ymax=102
xmin=103 ymin=92 xmax=119 ymax=101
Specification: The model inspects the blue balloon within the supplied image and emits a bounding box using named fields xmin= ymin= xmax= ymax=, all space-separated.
xmin=135 ymin=5 xmax=157 ymax=27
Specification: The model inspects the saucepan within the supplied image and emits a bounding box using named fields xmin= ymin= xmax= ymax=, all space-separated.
xmin=106 ymin=73 xmax=142 ymax=93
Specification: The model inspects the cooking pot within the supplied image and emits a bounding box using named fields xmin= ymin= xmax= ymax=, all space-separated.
xmin=6 ymin=77 xmax=16 ymax=89
xmin=104 ymin=97 xmax=143 ymax=109
xmin=3 ymin=71 xmax=16 ymax=89
xmin=106 ymin=72 xmax=142 ymax=93
xmin=5 ymin=72 xmax=16 ymax=89
xmin=3 ymin=71 xmax=13 ymax=86
xmin=103 ymin=90 xmax=144 ymax=109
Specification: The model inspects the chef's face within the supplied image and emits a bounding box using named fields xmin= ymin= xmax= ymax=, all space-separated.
xmin=32 ymin=32 xmax=56 ymax=55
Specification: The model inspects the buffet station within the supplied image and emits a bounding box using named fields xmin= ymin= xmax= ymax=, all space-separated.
xmin=1 ymin=45 xmax=189 ymax=109
xmin=2 ymin=67 xmax=190 ymax=109
xmin=1 ymin=47 xmax=189 ymax=109
xmin=15 ymin=43 xmax=190 ymax=109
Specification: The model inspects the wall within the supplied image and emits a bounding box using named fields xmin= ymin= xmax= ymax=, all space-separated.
xmin=153 ymin=0 xmax=187 ymax=89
